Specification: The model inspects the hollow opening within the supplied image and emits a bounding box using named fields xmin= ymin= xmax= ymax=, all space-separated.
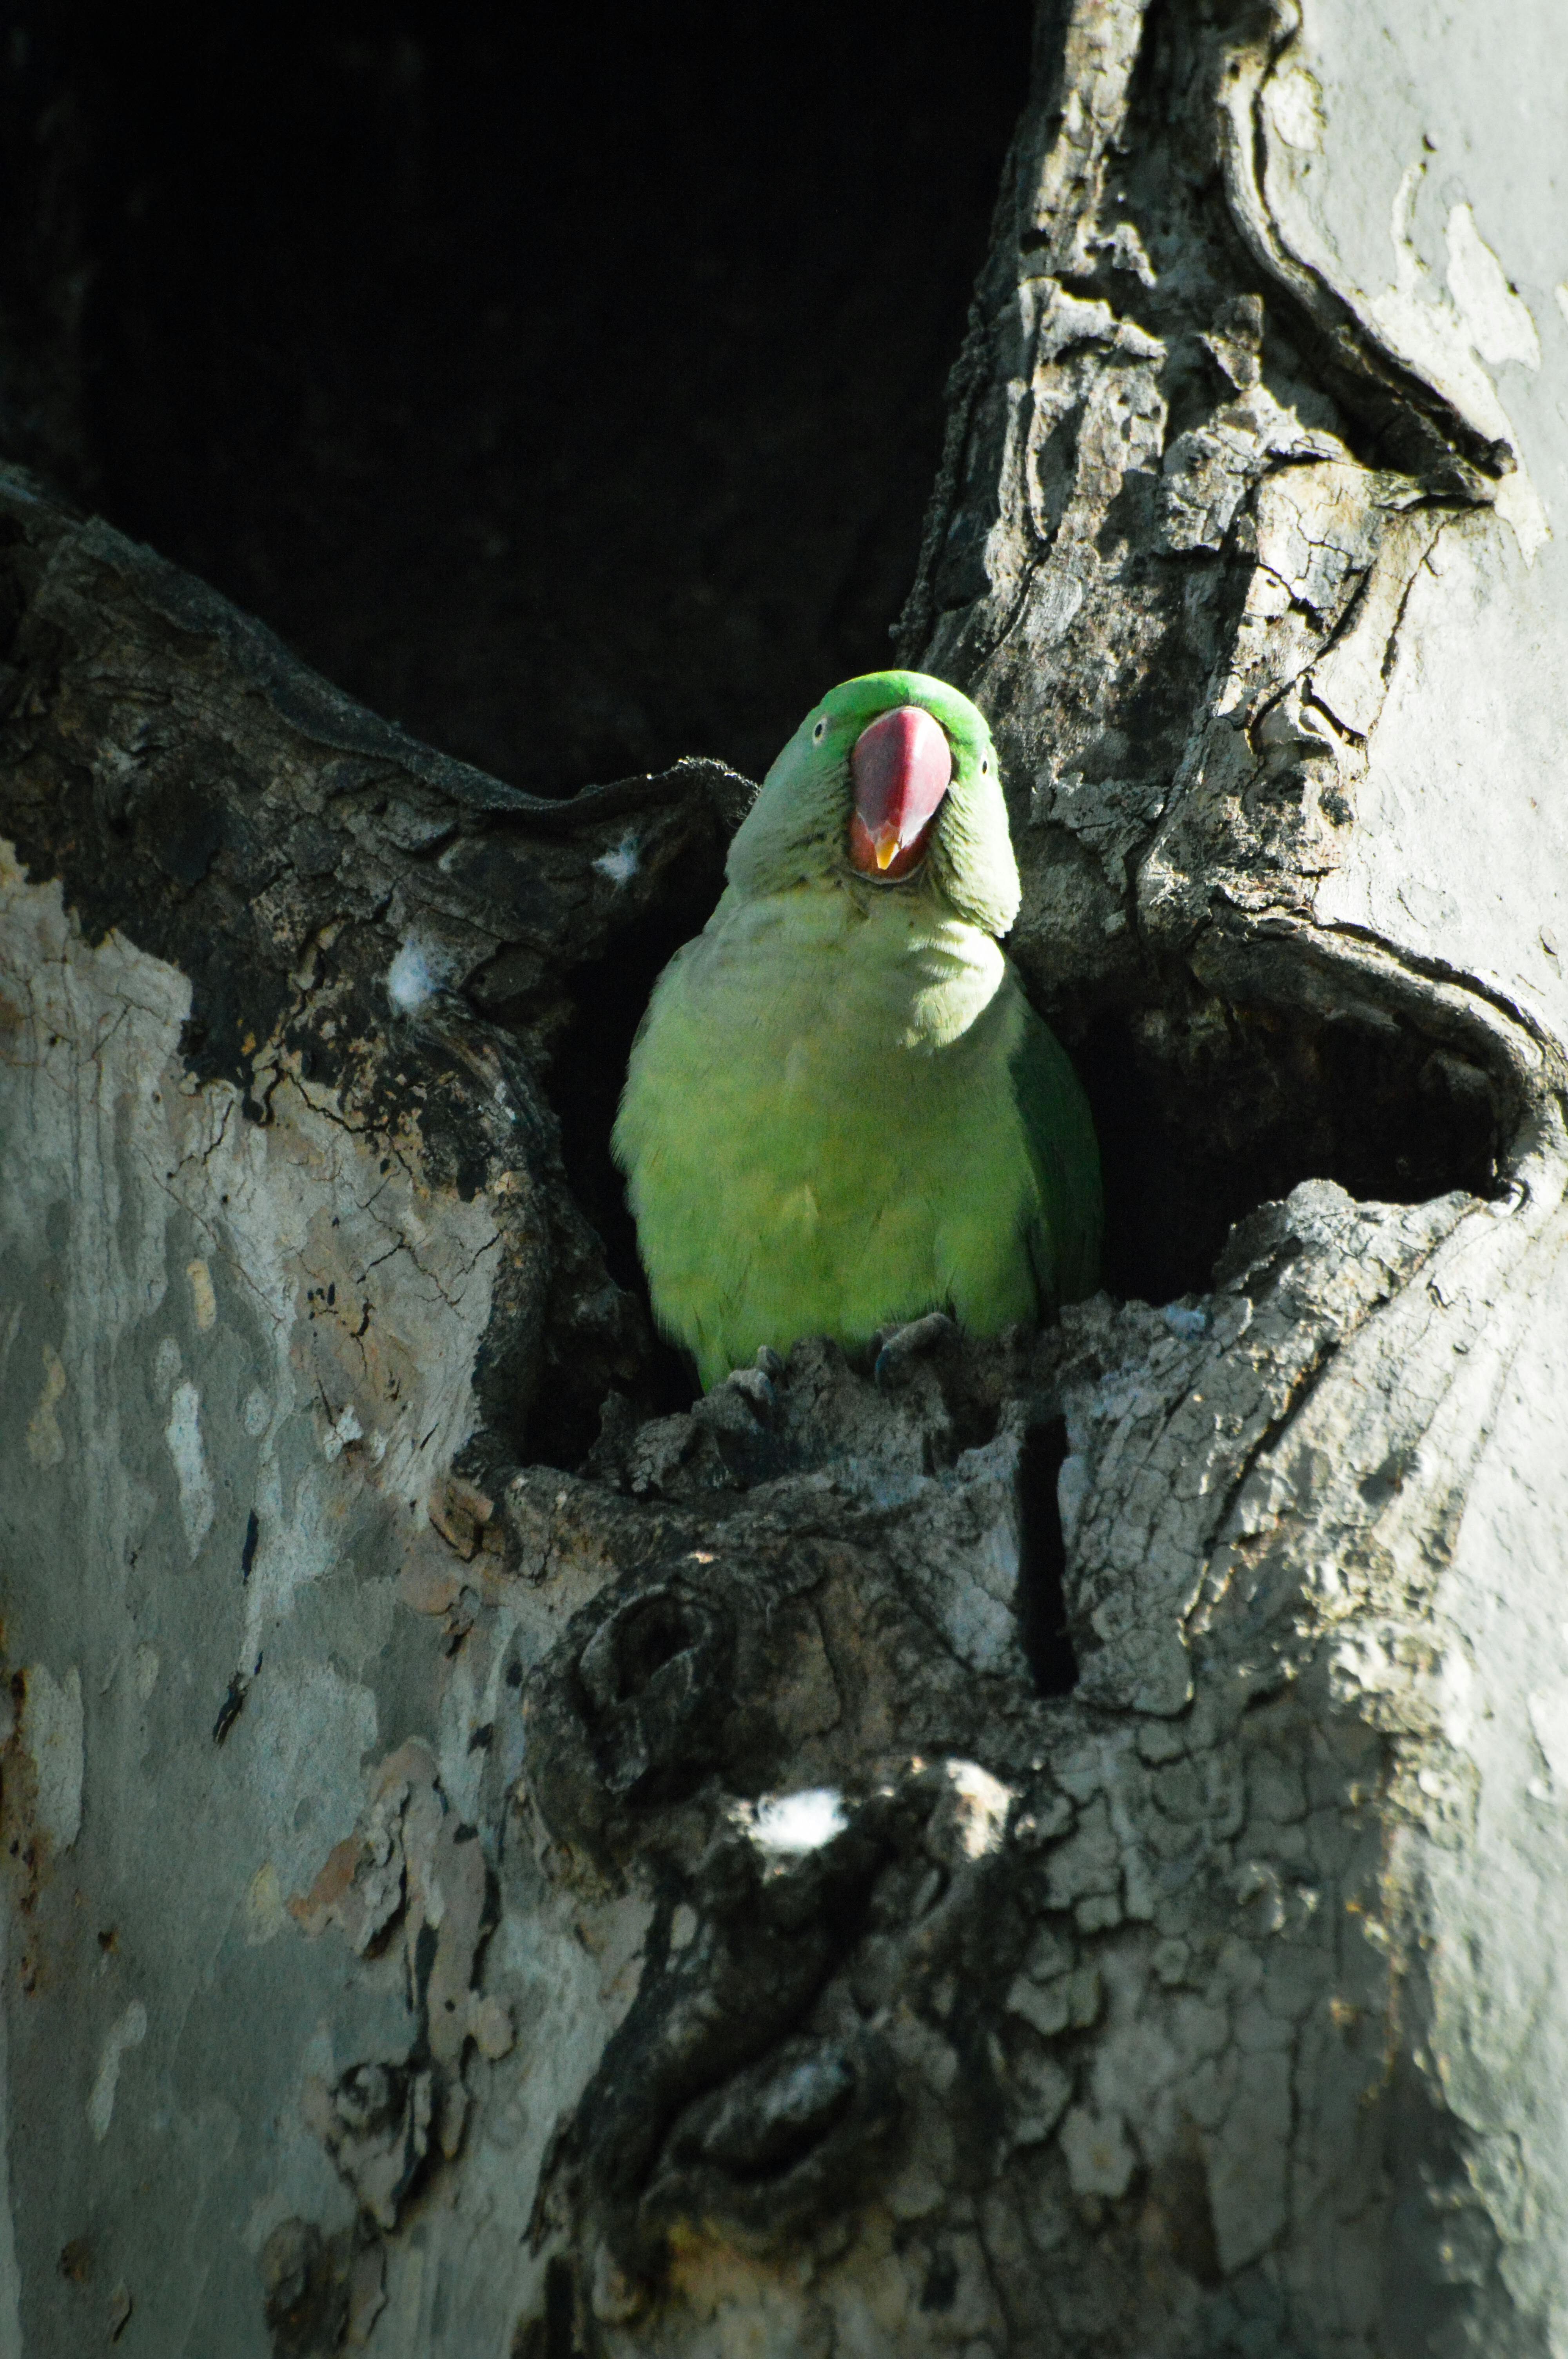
xmin=1073 ymin=988 xmax=1506 ymax=1307
xmin=606 ymin=1596 xmax=699 ymax=1708
xmin=1016 ymin=1419 xmax=1079 ymax=1699
xmin=20 ymin=0 xmax=1032 ymax=794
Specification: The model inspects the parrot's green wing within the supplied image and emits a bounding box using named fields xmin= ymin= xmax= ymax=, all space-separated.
xmin=1009 ymin=999 xmax=1103 ymax=1309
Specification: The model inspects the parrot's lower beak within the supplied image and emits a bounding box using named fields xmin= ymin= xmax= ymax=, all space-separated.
xmin=848 ymin=704 xmax=952 ymax=882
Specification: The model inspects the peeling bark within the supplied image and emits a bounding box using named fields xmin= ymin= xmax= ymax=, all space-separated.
xmin=5 ymin=3 xmax=1568 ymax=2355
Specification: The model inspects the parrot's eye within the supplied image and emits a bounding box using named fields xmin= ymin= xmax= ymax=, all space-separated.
xmin=812 ymin=718 xmax=827 ymax=743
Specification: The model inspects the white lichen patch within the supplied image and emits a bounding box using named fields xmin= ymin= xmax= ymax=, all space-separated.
xmin=18 ymin=1664 xmax=83 ymax=1852
xmin=1264 ymin=60 xmax=1324 ymax=150
xmin=1060 ymin=2103 xmax=1137 ymax=2200
xmin=1526 ymin=1685 xmax=1568 ymax=1789
xmin=592 ymin=832 xmax=641 ymax=886
xmin=385 ymin=934 xmax=447 ymax=1015
xmin=87 ymin=2001 xmax=147 ymax=2144
xmin=320 ymin=1402 xmax=365 ymax=1463
xmin=744 ymin=1788 xmax=848 ymax=1857
xmin=23 ymin=1343 xmax=65 ymax=1468
xmin=185 ymin=1257 xmax=217 ymax=1332
xmin=946 ymin=1759 xmax=1013 ymax=1859
xmin=242 ymin=1862 xmax=291 ymax=1947
xmin=165 ymin=1379 xmax=216 ymax=1558
xmin=1445 ymin=203 xmax=1541 ymax=368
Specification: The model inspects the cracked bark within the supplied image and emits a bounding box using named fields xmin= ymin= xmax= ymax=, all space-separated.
xmin=4 ymin=2 xmax=1568 ymax=2353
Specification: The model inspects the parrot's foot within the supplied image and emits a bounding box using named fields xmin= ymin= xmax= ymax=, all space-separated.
xmin=695 ymin=1362 xmax=779 ymax=1431
xmin=686 ymin=1358 xmax=784 ymax=1488
xmin=872 ymin=1310 xmax=957 ymax=1390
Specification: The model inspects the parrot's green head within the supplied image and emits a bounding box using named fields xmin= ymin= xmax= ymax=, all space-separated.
xmin=725 ymin=670 xmax=1020 ymax=937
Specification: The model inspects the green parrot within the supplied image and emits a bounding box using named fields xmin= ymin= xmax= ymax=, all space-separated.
xmin=613 ymin=670 xmax=1102 ymax=1389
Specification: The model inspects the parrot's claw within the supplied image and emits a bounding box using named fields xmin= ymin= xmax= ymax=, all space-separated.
xmin=873 ymin=1311 xmax=957 ymax=1390
xmin=755 ymin=1345 xmax=785 ymax=1380
xmin=699 ymin=1363 xmax=778 ymax=1429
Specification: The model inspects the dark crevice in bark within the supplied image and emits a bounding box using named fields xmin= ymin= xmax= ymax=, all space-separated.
xmin=1076 ymin=987 xmax=1505 ymax=1304
xmin=535 ymin=905 xmax=719 ymax=1449
xmin=1016 ymin=1417 xmax=1078 ymax=1697
xmin=511 ymin=2257 xmax=580 ymax=2359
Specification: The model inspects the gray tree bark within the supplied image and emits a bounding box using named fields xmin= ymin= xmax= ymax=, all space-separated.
xmin=4 ymin=3 xmax=1568 ymax=2354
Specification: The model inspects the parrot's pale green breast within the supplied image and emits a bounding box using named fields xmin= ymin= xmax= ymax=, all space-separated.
xmin=613 ymin=669 xmax=1101 ymax=1388
xmin=615 ymin=886 xmax=1076 ymax=1387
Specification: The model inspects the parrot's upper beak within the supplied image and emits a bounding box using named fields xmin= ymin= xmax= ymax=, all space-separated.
xmin=847 ymin=704 xmax=952 ymax=881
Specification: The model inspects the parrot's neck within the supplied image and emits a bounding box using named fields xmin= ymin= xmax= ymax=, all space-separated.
xmin=701 ymin=880 xmax=1009 ymax=1057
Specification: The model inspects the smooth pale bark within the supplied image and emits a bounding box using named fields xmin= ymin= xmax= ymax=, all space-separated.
xmin=3 ymin=4 xmax=1567 ymax=2355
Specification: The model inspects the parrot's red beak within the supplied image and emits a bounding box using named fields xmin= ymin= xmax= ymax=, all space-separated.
xmin=847 ymin=704 xmax=952 ymax=881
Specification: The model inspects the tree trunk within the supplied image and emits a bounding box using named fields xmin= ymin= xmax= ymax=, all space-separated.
xmin=5 ymin=4 xmax=1568 ymax=2354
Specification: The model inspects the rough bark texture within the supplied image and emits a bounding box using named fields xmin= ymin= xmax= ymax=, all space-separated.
xmin=4 ymin=4 xmax=1568 ymax=2355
